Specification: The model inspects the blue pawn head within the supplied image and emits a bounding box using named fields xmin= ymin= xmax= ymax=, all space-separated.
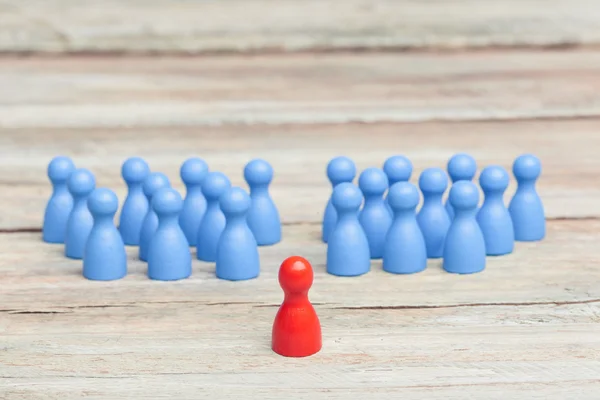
xmin=202 ymin=172 xmax=231 ymax=201
xmin=418 ymin=167 xmax=448 ymax=195
xmin=67 ymin=169 xmax=96 ymax=197
xmin=327 ymin=156 xmax=356 ymax=186
xmin=142 ymin=172 xmax=170 ymax=200
xmin=449 ymin=181 xmax=479 ymax=212
xmin=88 ymin=188 xmax=119 ymax=217
xmin=180 ymin=157 xmax=209 ymax=187
xmin=479 ymin=165 xmax=509 ymax=193
xmin=244 ymin=159 xmax=273 ymax=187
xmin=447 ymin=153 xmax=477 ymax=182
xmin=152 ymin=188 xmax=183 ymax=217
xmin=388 ymin=182 xmax=420 ymax=213
xmin=48 ymin=156 xmax=75 ymax=184
xmin=513 ymin=154 xmax=541 ymax=182
xmin=383 ymin=155 xmax=412 ymax=184
xmin=358 ymin=167 xmax=388 ymax=196
xmin=331 ymin=182 xmax=363 ymax=213
xmin=220 ymin=187 xmax=251 ymax=217
xmin=121 ymin=157 xmax=150 ymax=185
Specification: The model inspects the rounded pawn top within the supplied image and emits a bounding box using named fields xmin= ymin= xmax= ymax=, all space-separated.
xmin=142 ymin=172 xmax=170 ymax=198
xmin=326 ymin=156 xmax=356 ymax=185
xmin=152 ymin=187 xmax=183 ymax=215
xmin=278 ymin=255 xmax=313 ymax=294
xmin=180 ymin=157 xmax=209 ymax=186
xmin=513 ymin=154 xmax=541 ymax=181
xmin=418 ymin=167 xmax=448 ymax=194
xmin=358 ymin=167 xmax=388 ymax=196
xmin=447 ymin=153 xmax=477 ymax=182
xmin=244 ymin=158 xmax=274 ymax=186
xmin=449 ymin=180 xmax=479 ymax=211
xmin=220 ymin=186 xmax=251 ymax=215
xmin=331 ymin=182 xmax=363 ymax=212
xmin=479 ymin=165 xmax=509 ymax=192
xmin=121 ymin=157 xmax=150 ymax=184
xmin=48 ymin=156 xmax=75 ymax=183
xmin=383 ymin=155 xmax=413 ymax=184
xmin=202 ymin=171 xmax=231 ymax=200
xmin=67 ymin=168 xmax=96 ymax=196
xmin=388 ymin=182 xmax=420 ymax=211
xmin=88 ymin=188 xmax=119 ymax=216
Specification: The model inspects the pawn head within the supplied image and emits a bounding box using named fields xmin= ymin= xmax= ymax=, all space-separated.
xmin=88 ymin=188 xmax=119 ymax=216
xmin=418 ymin=167 xmax=448 ymax=194
xmin=121 ymin=157 xmax=150 ymax=184
xmin=331 ymin=182 xmax=363 ymax=212
xmin=152 ymin=187 xmax=183 ymax=215
xmin=67 ymin=168 xmax=96 ymax=197
xmin=180 ymin=157 xmax=209 ymax=186
xmin=513 ymin=154 xmax=541 ymax=181
xmin=449 ymin=181 xmax=479 ymax=211
xmin=278 ymin=256 xmax=313 ymax=294
xmin=48 ymin=156 xmax=75 ymax=184
xmin=479 ymin=165 xmax=509 ymax=192
xmin=326 ymin=156 xmax=356 ymax=185
xmin=202 ymin=171 xmax=231 ymax=200
xmin=244 ymin=158 xmax=274 ymax=186
xmin=447 ymin=153 xmax=477 ymax=182
xmin=383 ymin=155 xmax=412 ymax=184
xmin=220 ymin=187 xmax=251 ymax=215
xmin=388 ymin=182 xmax=420 ymax=211
xmin=358 ymin=167 xmax=388 ymax=196
xmin=142 ymin=172 xmax=170 ymax=199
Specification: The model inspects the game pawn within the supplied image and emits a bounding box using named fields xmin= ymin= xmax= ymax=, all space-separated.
xmin=322 ymin=156 xmax=356 ymax=243
xmin=509 ymin=154 xmax=545 ymax=242
xmin=445 ymin=153 xmax=477 ymax=219
xmin=197 ymin=171 xmax=231 ymax=262
xmin=43 ymin=156 xmax=75 ymax=243
xmin=139 ymin=172 xmax=171 ymax=262
xmin=65 ymin=168 xmax=96 ymax=259
xmin=179 ymin=157 xmax=209 ymax=246
xmin=383 ymin=155 xmax=413 ymax=213
xmin=244 ymin=158 xmax=281 ymax=246
xmin=358 ymin=167 xmax=391 ymax=259
xmin=118 ymin=157 xmax=150 ymax=246
xmin=272 ymin=256 xmax=322 ymax=358
xmin=417 ymin=167 xmax=451 ymax=258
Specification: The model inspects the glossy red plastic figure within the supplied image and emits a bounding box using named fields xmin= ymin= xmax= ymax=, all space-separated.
xmin=271 ymin=256 xmax=322 ymax=357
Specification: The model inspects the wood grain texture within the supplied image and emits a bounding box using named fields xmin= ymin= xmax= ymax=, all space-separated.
xmin=1 ymin=0 xmax=600 ymax=54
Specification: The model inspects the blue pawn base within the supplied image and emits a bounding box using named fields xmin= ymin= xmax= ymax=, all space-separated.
xmin=326 ymin=269 xmax=370 ymax=277
xmin=83 ymin=270 xmax=127 ymax=281
xmin=443 ymin=265 xmax=485 ymax=274
xmin=148 ymin=271 xmax=191 ymax=281
xmin=383 ymin=265 xmax=426 ymax=275
xmin=216 ymin=271 xmax=259 ymax=281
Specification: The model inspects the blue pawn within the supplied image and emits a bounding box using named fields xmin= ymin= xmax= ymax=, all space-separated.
xmin=65 ymin=169 xmax=96 ymax=259
xmin=179 ymin=157 xmax=209 ymax=246
xmin=148 ymin=188 xmax=192 ymax=281
xmin=118 ymin=157 xmax=150 ymax=245
xmin=322 ymin=156 xmax=356 ymax=243
xmin=197 ymin=172 xmax=231 ymax=262
xmin=83 ymin=188 xmax=127 ymax=281
xmin=216 ymin=187 xmax=260 ymax=281
xmin=326 ymin=183 xmax=370 ymax=276
xmin=509 ymin=154 xmax=545 ymax=241
xmin=477 ymin=166 xmax=514 ymax=255
xmin=358 ymin=167 xmax=391 ymax=259
xmin=417 ymin=168 xmax=451 ymax=259
xmin=383 ymin=182 xmax=427 ymax=274
xmin=244 ymin=159 xmax=281 ymax=246
xmin=443 ymin=181 xmax=486 ymax=274
xmin=138 ymin=172 xmax=171 ymax=262
xmin=383 ymin=155 xmax=412 ymax=213
xmin=43 ymin=156 xmax=75 ymax=243
xmin=445 ymin=153 xmax=477 ymax=219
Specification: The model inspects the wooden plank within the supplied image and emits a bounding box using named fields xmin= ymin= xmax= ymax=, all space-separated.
xmin=1 ymin=0 xmax=600 ymax=54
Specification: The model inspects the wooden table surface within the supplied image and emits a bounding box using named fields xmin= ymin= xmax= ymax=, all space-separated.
xmin=1 ymin=2 xmax=600 ymax=399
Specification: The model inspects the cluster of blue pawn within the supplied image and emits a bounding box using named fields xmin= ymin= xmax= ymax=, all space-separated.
xmin=322 ymin=153 xmax=545 ymax=276
xmin=42 ymin=156 xmax=282 ymax=281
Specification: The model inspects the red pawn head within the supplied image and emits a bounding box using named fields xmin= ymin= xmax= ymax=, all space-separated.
xmin=272 ymin=256 xmax=322 ymax=357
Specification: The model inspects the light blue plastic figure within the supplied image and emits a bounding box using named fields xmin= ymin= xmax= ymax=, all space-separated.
xmin=118 ymin=157 xmax=150 ymax=246
xmin=383 ymin=155 xmax=412 ymax=214
xmin=139 ymin=172 xmax=171 ymax=262
xmin=383 ymin=182 xmax=427 ymax=274
xmin=83 ymin=188 xmax=127 ymax=281
xmin=322 ymin=156 xmax=356 ymax=243
xmin=244 ymin=159 xmax=281 ymax=246
xmin=65 ymin=168 xmax=96 ymax=259
xmin=358 ymin=167 xmax=391 ymax=259
xmin=197 ymin=172 xmax=231 ymax=262
xmin=179 ymin=157 xmax=209 ymax=246
xmin=216 ymin=187 xmax=260 ymax=281
xmin=509 ymin=154 xmax=545 ymax=241
xmin=148 ymin=188 xmax=192 ymax=281
xmin=43 ymin=156 xmax=75 ymax=244
xmin=326 ymin=182 xmax=370 ymax=276
xmin=443 ymin=181 xmax=486 ymax=274
xmin=477 ymin=165 xmax=514 ymax=255
xmin=417 ymin=167 xmax=451 ymax=259
xmin=445 ymin=153 xmax=477 ymax=219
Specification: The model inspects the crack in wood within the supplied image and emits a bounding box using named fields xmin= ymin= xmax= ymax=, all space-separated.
xmin=333 ymin=298 xmax=600 ymax=310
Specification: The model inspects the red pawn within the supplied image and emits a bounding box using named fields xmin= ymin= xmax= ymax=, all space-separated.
xmin=272 ymin=256 xmax=322 ymax=357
